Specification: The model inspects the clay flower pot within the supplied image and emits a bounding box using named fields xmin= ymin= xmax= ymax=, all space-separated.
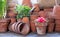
xmin=34 ymin=17 xmax=47 ymax=35
xmin=7 ymin=10 xmax=17 ymax=18
xmin=10 ymin=17 xmax=17 ymax=24
xmin=30 ymin=15 xmax=38 ymax=32
xmin=0 ymin=19 xmax=10 ymax=32
xmin=9 ymin=21 xmax=30 ymax=35
xmin=22 ymin=17 xmax=30 ymax=24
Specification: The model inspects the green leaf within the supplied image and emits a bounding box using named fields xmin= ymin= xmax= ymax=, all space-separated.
xmin=16 ymin=5 xmax=31 ymax=19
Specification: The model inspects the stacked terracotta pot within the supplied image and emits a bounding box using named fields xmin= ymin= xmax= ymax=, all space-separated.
xmin=30 ymin=4 xmax=40 ymax=32
xmin=44 ymin=8 xmax=55 ymax=33
xmin=7 ymin=0 xmax=17 ymax=24
xmin=9 ymin=21 xmax=30 ymax=35
xmin=53 ymin=5 xmax=60 ymax=32
xmin=22 ymin=0 xmax=32 ymax=8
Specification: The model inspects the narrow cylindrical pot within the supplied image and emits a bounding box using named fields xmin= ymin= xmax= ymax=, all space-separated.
xmin=30 ymin=15 xmax=38 ymax=32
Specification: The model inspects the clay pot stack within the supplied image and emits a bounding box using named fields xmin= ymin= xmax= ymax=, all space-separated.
xmin=30 ymin=3 xmax=40 ymax=32
xmin=53 ymin=5 xmax=60 ymax=32
xmin=22 ymin=0 xmax=32 ymax=8
xmin=30 ymin=15 xmax=38 ymax=32
xmin=0 ymin=19 xmax=10 ymax=32
xmin=7 ymin=0 xmax=17 ymax=24
xmin=43 ymin=8 xmax=55 ymax=33
xmin=9 ymin=21 xmax=30 ymax=35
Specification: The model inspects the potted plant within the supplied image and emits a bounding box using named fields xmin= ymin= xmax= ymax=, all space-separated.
xmin=16 ymin=5 xmax=31 ymax=24
xmin=34 ymin=17 xmax=48 ymax=35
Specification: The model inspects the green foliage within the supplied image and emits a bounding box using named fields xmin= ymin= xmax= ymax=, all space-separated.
xmin=0 ymin=0 xmax=6 ymax=18
xmin=16 ymin=5 xmax=31 ymax=19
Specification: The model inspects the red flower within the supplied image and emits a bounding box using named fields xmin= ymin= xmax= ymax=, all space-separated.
xmin=37 ymin=17 xmax=46 ymax=23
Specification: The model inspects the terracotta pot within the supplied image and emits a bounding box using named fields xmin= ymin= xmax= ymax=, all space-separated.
xmin=36 ymin=26 xmax=46 ymax=35
xmin=22 ymin=17 xmax=29 ymax=24
xmin=54 ymin=15 xmax=60 ymax=19
xmin=55 ymin=27 xmax=60 ymax=32
xmin=53 ymin=5 xmax=60 ymax=19
xmin=0 ymin=19 xmax=10 ymax=32
xmin=14 ymin=21 xmax=21 ymax=33
xmin=55 ymin=19 xmax=60 ymax=24
xmin=7 ymin=10 xmax=17 ymax=18
xmin=48 ymin=18 xmax=55 ymax=23
xmin=11 ymin=22 xmax=16 ymax=32
xmin=20 ymin=23 xmax=30 ymax=35
xmin=55 ymin=24 xmax=60 ymax=28
xmin=33 ymin=4 xmax=40 ymax=12
xmin=30 ymin=15 xmax=38 ymax=21
xmin=22 ymin=0 xmax=32 ymax=8
xmin=30 ymin=20 xmax=36 ymax=32
xmin=44 ymin=8 xmax=53 ymax=12
xmin=47 ymin=23 xmax=55 ymax=33
xmin=39 ymin=11 xmax=47 ymax=18
xmin=10 ymin=18 xmax=17 ymax=24
xmin=30 ymin=15 xmax=38 ymax=32
xmin=35 ymin=22 xmax=47 ymax=35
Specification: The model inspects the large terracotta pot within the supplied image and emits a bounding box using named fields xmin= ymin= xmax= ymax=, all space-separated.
xmin=0 ymin=19 xmax=10 ymax=32
xmin=30 ymin=15 xmax=38 ymax=32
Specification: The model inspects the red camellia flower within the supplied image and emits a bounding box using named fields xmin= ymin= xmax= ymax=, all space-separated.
xmin=37 ymin=17 xmax=46 ymax=23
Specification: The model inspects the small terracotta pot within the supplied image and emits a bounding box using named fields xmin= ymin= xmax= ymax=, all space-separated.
xmin=9 ymin=21 xmax=30 ymax=35
xmin=7 ymin=10 xmax=17 ymax=18
xmin=22 ymin=17 xmax=30 ymax=24
xmin=35 ymin=22 xmax=47 ymax=35
xmin=0 ymin=19 xmax=10 ymax=32
xmin=10 ymin=18 xmax=17 ymax=24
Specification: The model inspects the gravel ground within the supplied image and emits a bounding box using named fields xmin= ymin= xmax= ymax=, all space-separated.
xmin=0 ymin=32 xmax=60 ymax=37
